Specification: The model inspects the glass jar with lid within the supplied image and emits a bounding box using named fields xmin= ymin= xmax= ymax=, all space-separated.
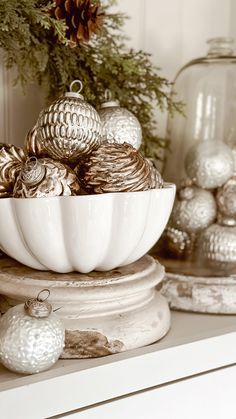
xmin=156 ymin=38 xmax=236 ymax=288
xmin=164 ymin=37 xmax=236 ymax=186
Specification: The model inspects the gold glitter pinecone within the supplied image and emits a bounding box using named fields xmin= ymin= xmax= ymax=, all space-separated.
xmin=75 ymin=142 xmax=163 ymax=194
xmin=52 ymin=0 xmax=104 ymax=47
xmin=0 ymin=143 xmax=26 ymax=197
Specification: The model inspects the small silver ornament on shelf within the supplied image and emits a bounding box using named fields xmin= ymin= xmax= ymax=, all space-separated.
xmin=0 ymin=289 xmax=65 ymax=374
xmin=185 ymin=140 xmax=234 ymax=189
xmin=170 ymin=185 xmax=217 ymax=234
xmin=27 ymin=80 xmax=102 ymax=163
xmin=98 ymin=89 xmax=142 ymax=149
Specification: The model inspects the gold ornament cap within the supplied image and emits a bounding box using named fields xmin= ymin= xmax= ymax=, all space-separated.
xmin=24 ymin=289 xmax=52 ymax=318
xmin=64 ymin=80 xmax=84 ymax=100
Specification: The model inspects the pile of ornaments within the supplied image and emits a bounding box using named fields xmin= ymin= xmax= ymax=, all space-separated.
xmin=0 ymin=80 xmax=163 ymax=200
xmin=164 ymin=140 xmax=236 ymax=264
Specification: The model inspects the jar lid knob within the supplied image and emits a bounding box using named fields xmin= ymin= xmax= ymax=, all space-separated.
xmin=207 ymin=37 xmax=234 ymax=57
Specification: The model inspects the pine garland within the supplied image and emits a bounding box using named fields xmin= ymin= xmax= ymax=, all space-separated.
xmin=0 ymin=0 xmax=182 ymax=161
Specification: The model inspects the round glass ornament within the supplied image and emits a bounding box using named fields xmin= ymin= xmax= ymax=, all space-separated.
xmin=28 ymin=80 xmax=102 ymax=163
xmin=98 ymin=90 xmax=142 ymax=149
xmin=0 ymin=290 xmax=65 ymax=374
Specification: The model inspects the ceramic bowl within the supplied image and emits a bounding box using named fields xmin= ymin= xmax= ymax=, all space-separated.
xmin=0 ymin=184 xmax=175 ymax=273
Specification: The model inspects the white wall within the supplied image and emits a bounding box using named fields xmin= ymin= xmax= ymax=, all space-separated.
xmin=0 ymin=0 xmax=235 ymax=146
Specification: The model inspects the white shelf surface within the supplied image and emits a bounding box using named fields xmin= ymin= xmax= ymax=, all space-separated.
xmin=1 ymin=310 xmax=236 ymax=419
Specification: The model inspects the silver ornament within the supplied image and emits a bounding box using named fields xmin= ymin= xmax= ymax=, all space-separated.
xmin=170 ymin=186 xmax=217 ymax=234
xmin=34 ymin=80 xmax=102 ymax=163
xmin=200 ymin=223 xmax=236 ymax=262
xmin=0 ymin=290 xmax=65 ymax=374
xmin=216 ymin=175 xmax=236 ymax=221
xmin=164 ymin=226 xmax=196 ymax=258
xmin=185 ymin=141 xmax=234 ymax=189
xmin=98 ymin=90 xmax=142 ymax=149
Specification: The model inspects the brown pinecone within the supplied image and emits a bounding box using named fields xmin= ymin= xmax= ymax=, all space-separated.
xmin=52 ymin=0 xmax=104 ymax=47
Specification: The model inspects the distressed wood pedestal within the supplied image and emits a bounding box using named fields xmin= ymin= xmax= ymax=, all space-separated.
xmin=157 ymin=256 xmax=236 ymax=314
xmin=0 ymin=255 xmax=170 ymax=358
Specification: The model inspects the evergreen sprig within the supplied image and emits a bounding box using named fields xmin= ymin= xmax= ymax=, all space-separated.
xmin=0 ymin=0 xmax=182 ymax=161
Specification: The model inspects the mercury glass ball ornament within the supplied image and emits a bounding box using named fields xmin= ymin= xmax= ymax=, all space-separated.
xmin=170 ymin=186 xmax=217 ymax=234
xmin=200 ymin=223 xmax=236 ymax=263
xmin=0 ymin=290 xmax=65 ymax=374
xmin=98 ymin=90 xmax=142 ymax=149
xmin=13 ymin=157 xmax=80 ymax=198
xmin=25 ymin=124 xmax=44 ymax=157
xmin=216 ymin=176 xmax=236 ymax=222
xmin=164 ymin=226 xmax=196 ymax=258
xmin=34 ymin=80 xmax=102 ymax=163
xmin=185 ymin=141 xmax=234 ymax=189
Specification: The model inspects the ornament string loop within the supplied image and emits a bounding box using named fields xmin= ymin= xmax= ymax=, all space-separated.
xmin=104 ymin=89 xmax=112 ymax=102
xmin=70 ymin=79 xmax=83 ymax=93
xmin=37 ymin=288 xmax=50 ymax=302
xmin=65 ymin=80 xmax=84 ymax=99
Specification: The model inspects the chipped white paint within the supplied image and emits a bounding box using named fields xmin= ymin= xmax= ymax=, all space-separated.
xmin=0 ymin=255 xmax=170 ymax=358
xmin=161 ymin=271 xmax=236 ymax=313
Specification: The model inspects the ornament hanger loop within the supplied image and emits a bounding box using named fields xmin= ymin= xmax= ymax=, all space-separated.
xmin=70 ymin=80 xmax=83 ymax=94
xmin=25 ymin=156 xmax=38 ymax=169
xmin=37 ymin=288 xmax=50 ymax=302
xmin=65 ymin=80 xmax=84 ymax=99
xmin=104 ymin=89 xmax=112 ymax=102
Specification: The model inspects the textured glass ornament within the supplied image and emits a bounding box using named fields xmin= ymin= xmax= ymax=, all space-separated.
xmin=75 ymin=142 xmax=163 ymax=193
xmin=200 ymin=224 xmax=236 ymax=263
xmin=165 ymin=37 xmax=236 ymax=187
xmin=185 ymin=140 xmax=234 ymax=189
xmin=216 ymin=176 xmax=236 ymax=223
xmin=0 ymin=290 xmax=65 ymax=374
xmin=98 ymin=90 xmax=142 ymax=149
xmin=164 ymin=226 xmax=196 ymax=258
xmin=170 ymin=186 xmax=217 ymax=234
xmin=28 ymin=80 xmax=102 ymax=163
xmin=13 ymin=157 xmax=80 ymax=198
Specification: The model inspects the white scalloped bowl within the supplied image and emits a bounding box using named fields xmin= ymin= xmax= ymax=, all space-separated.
xmin=0 ymin=184 xmax=175 ymax=273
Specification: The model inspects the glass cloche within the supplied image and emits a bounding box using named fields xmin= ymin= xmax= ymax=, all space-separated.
xmin=156 ymin=37 xmax=236 ymax=279
xmin=164 ymin=37 xmax=236 ymax=187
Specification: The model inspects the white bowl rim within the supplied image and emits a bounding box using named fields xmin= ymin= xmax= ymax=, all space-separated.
xmin=2 ymin=183 xmax=176 ymax=202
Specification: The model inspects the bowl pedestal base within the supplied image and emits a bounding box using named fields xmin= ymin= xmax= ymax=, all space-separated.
xmin=0 ymin=255 xmax=170 ymax=358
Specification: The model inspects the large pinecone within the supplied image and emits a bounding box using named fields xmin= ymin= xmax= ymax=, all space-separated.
xmin=52 ymin=0 xmax=104 ymax=47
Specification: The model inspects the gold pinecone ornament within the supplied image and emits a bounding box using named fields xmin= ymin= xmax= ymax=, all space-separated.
xmin=0 ymin=144 xmax=26 ymax=197
xmin=52 ymin=0 xmax=104 ymax=47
